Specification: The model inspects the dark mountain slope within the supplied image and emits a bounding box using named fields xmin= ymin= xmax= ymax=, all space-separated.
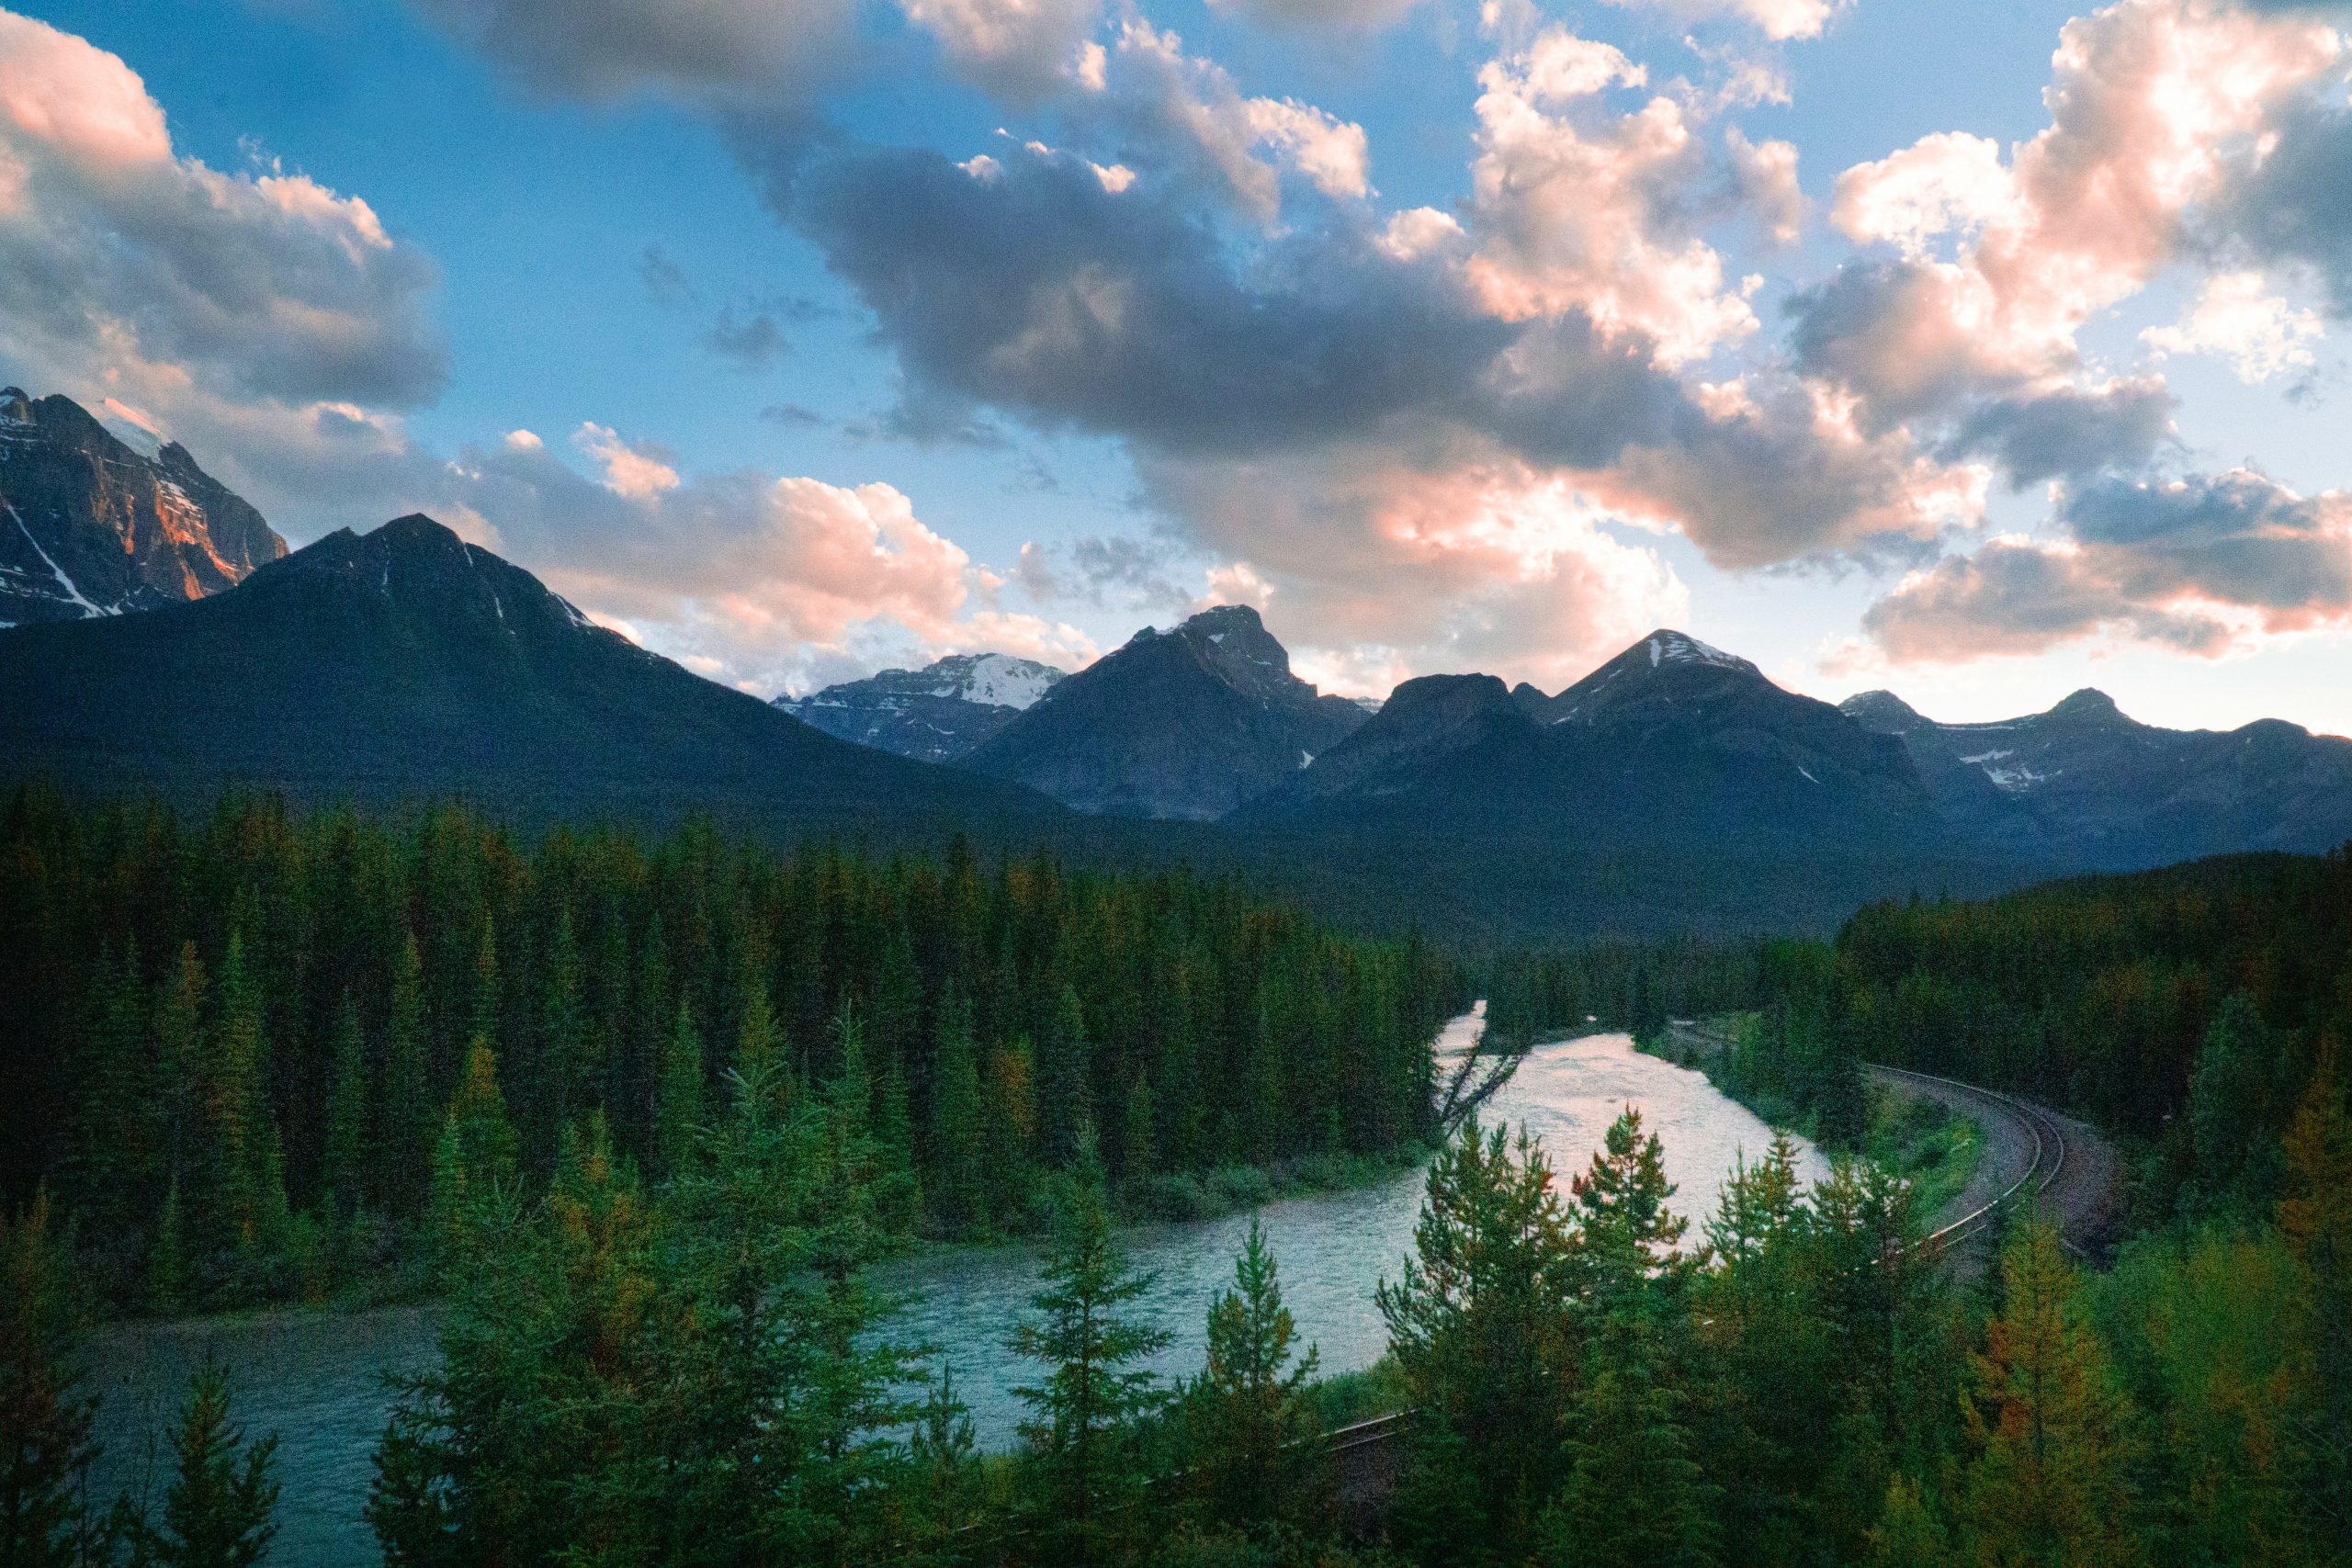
xmin=1247 ymin=629 xmax=1938 ymax=852
xmin=0 ymin=513 xmax=1060 ymax=834
xmin=1843 ymin=685 xmax=2352 ymax=865
xmin=0 ymin=388 xmax=286 ymax=626
xmin=962 ymin=604 xmax=1367 ymax=819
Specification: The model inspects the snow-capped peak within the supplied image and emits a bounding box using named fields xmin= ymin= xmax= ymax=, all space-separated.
xmin=931 ymin=652 xmax=1065 ymax=710
xmin=1647 ymin=630 xmax=1751 ymax=672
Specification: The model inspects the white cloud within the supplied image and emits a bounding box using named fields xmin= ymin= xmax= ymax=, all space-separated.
xmin=2142 ymin=270 xmax=2324 ymax=383
xmin=1464 ymin=26 xmax=1759 ymax=365
xmin=1608 ymin=0 xmax=1849 ymax=43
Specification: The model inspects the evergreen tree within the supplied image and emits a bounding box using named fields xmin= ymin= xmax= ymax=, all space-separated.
xmin=0 ymin=1190 xmax=100 ymax=1568
xmin=1009 ymin=1130 xmax=1170 ymax=1565
xmin=1036 ymin=985 xmax=1091 ymax=1170
xmin=538 ymin=908 xmax=592 ymax=1154
xmin=320 ymin=991 xmax=368 ymax=1264
xmin=1184 ymin=1217 xmax=1325 ymax=1534
xmin=925 ymin=990 xmax=988 ymax=1236
xmin=1550 ymin=1110 xmax=1716 ymax=1568
xmin=2277 ymin=1055 xmax=2351 ymax=1540
xmin=1962 ymin=1214 xmax=2143 ymax=1567
xmin=1376 ymin=1117 xmax=1577 ymax=1562
xmin=133 ymin=1363 xmax=280 ymax=1568
xmin=379 ymin=932 xmax=433 ymax=1225
xmin=653 ymin=999 xmax=704 ymax=1179
xmin=429 ymin=1041 xmax=520 ymax=1266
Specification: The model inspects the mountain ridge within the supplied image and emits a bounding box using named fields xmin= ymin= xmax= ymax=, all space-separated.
xmin=0 ymin=388 xmax=285 ymax=626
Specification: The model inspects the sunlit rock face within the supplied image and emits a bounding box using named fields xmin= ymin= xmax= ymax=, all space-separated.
xmin=0 ymin=388 xmax=285 ymax=627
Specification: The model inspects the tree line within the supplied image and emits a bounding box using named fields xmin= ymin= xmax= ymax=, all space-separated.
xmin=0 ymin=789 xmax=1462 ymax=1313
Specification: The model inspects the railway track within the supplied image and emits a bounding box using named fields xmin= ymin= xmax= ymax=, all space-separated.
xmin=1871 ymin=1063 xmax=2084 ymax=1258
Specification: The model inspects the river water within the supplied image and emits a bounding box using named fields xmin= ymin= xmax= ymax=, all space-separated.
xmin=86 ymin=1017 xmax=1822 ymax=1564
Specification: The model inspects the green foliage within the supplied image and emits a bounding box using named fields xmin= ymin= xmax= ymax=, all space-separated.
xmin=0 ymin=1189 xmax=101 ymax=1568
xmin=1010 ymin=1131 xmax=1172 ymax=1564
xmin=0 ymin=793 xmax=1462 ymax=1310
xmin=1182 ymin=1218 xmax=1327 ymax=1536
xmin=130 ymin=1363 xmax=280 ymax=1568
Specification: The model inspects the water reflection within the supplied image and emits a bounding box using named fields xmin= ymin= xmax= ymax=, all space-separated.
xmin=87 ymin=1021 xmax=1818 ymax=1565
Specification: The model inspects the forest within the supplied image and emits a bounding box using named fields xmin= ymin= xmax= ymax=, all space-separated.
xmin=4 ymin=800 xmax=2348 ymax=1565
xmin=0 ymin=788 xmax=1461 ymax=1313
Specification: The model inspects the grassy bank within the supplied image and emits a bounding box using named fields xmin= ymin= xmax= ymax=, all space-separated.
xmin=1646 ymin=1017 xmax=1985 ymax=1224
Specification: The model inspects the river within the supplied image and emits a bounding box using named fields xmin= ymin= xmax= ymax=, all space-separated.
xmin=87 ymin=1015 xmax=1823 ymax=1564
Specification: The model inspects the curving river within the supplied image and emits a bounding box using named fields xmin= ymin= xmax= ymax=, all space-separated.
xmin=87 ymin=1015 xmax=1822 ymax=1565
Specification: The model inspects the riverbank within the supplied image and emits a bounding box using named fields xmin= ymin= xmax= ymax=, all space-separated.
xmin=1648 ymin=1017 xmax=1986 ymax=1226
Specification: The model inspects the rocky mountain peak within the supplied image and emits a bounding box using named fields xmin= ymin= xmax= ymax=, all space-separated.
xmin=1840 ymin=690 xmax=1929 ymax=734
xmin=2047 ymin=688 xmax=2126 ymax=725
xmin=0 ymin=387 xmax=285 ymax=626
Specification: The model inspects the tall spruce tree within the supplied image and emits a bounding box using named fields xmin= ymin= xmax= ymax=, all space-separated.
xmin=133 ymin=1363 xmax=280 ymax=1568
xmin=0 ymin=1190 xmax=100 ymax=1568
xmin=1184 ymin=1217 xmax=1325 ymax=1535
xmin=1010 ymin=1129 xmax=1170 ymax=1565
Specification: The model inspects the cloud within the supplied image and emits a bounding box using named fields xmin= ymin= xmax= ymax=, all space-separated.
xmin=1862 ymin=536 xmax=2231 ymax=660
xmin=898 ymin=0 xmax=1104 ymax=103
xmin=1725 ymin=128 xmax=1804 ymax=244
xmin=1464 ymin=26 xmax=1761 ymax=366
xmin=1863 ymin=468 xmax=2352 ymax=661
xmin=408 ymin=0 xmax=854 ymax=104
xmin=1606 ymin=0 xmax=1849 ymax=42
xmin=0 ymin=11 xmax=446 ymax=415
xmin=702 ymin=307 xmax=791 ymax=367
xmin=1204 ymin=0 xmax=1427 ymax=31
xmin=1944 ymin=378 xmax=2176 ymax=488
xmin=1146 ymin=451 xmax=1690 ymax=693
xmin=2214 ymin=98 xmax=2352 ymax=318
xmin=1798 ymin=0 xmax=2340 ymax=434
xmin=2141 ymin=270 xmax=2324 ymax=382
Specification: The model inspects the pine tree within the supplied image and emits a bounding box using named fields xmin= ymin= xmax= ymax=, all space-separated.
xmin=539 ymin=907 xmax=592 ymax=1151
xmin=1036 ymin=985 xmax=1091 ymax=1170
xmin=1962 ymin=1214 xmax=2143 ymax=1566
xmin=207 ymin=940 xmax=269 ymax=1259
xmin=154 ymin=944 xmax=209 ymax=1273
xmin=653 ymin=999 xmax=704 ymax=1179
xmin=2277 ymin=1054 xmax=2351 ymax=1540
xmin=982 ymin=1042 xmax=1037 ymax=1230
xmin=320 ymin=991 xmax=368 ymax=1266
xmin=1185 ymin=1217 xmax=1324 ymax=1534
xmin=1551 ymin=1110 xmax=1717 ymax=1568
xmin=925 ymin=990 xmax=988 ymax=1236
xmin=133 ymin=1362 xmax=280 ymax=1568
xmin=0 ymin=1190 xmax=100 ymax=1568
xmin=149 ymin=1180 xmax=187 ymax=1317
xmin=429 ymin=1041 xmax=520 ymax=1267
xmin=1375 ymin=1117 xmax=1577 ymax=1561
xmin=1010 ymin=1129 xmax=1170 ymax=1564
xmin=380 ymin=932 xmax=433 ymax=1225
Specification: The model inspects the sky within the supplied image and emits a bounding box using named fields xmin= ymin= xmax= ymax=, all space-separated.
xmin=6 ymin=0 xmax=2352 ymax=734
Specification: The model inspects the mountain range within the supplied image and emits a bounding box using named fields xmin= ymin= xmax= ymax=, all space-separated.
xmin=0 ymin=388 xmax=285 ymax=626
xmin=0 ymin=511 xmax=1057 ymax=835
xmin=9 ymin=388 xmax=2352 ymax=934
xmin=958 ymin=604 xmax=1370 ymax=819
xmin=774 ymin=651 xmax=1065 ymax=763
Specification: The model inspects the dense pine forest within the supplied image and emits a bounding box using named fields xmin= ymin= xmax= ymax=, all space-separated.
xmin=6 ymin=798 xmax=2349 ymax=1565
xmin=0 ymin=788 xmax=1461 ymax=1313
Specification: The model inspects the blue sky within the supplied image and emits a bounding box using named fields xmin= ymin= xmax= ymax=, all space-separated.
xmin=6 ymin=0 xmax=2352 ymax=734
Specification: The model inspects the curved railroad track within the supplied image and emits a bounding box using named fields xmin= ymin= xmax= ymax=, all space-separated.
xmin=1869 ymin=1063 xmax=2099 ymax=1259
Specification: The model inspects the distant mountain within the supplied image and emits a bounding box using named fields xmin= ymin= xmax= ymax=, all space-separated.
xmin=0 ymin=513 xmax=1061 ymax=833
xmin=0 ymin=388 xmax=285 ymax=626
xmin=1247 ymin=630 xmax=1938 ymax=850
xmin=775 ymin=652 xmax=1066 ymax=763
xmin=1842 ymin=685 xmax=2352 ymax=865
xmin=961 ymin=604 xmax=1369 ymax=819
